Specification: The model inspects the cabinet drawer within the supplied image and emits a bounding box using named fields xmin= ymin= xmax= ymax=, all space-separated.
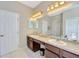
xmin=63 ymin=50 xmax=79 ymax=58
xmin=45 ymin=49 xmax=59 ymax=58
xmin=45 ymin=44 xmax=60 ymax=55
xmin=33 ymin=39 xmax=45 ymax=45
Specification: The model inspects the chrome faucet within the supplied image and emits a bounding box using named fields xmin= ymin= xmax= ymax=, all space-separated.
xmin=64 ymin=35 xmax=68 ymax=40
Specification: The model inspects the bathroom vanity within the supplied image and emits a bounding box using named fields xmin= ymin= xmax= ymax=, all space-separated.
xmin=27 ymin=35 xmax=79 ymax=58
xmin=27 ymin=2 xmax=79 ymax=58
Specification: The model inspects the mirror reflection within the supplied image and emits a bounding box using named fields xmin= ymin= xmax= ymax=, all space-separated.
xmin=28 ymin=3 xmax=79 ymax=42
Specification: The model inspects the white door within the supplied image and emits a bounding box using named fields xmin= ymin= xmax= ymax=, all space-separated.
xmin=0 ymin=10 xmax=19 ymax=56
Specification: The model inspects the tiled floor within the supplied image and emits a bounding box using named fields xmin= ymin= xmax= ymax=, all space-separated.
xmin=0 ymin=46 xmax=45 ymax=58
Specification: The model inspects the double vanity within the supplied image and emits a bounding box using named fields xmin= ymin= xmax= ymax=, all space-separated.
xmin=27 ymin=35 xmax=79 ymax=58
xmin=27 ymin=2 xmax=79 ymax=58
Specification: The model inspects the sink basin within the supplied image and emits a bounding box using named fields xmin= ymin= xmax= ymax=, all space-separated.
xmin=48 ymin=39 xmax=67 ymax=46
xmin=38 ymin=35 xmax=49 ymax=38
xmin=57 ymin=40 xmax=67 ymax=46
xmin=48 ymin=39 xmax=57 ymax=42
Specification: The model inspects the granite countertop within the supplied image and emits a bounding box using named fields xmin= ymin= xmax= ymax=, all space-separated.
xmin=28 ymin=35 xmax=79 ymax=55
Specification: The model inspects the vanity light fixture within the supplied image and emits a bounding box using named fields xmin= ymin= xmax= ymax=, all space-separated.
xmin=47 ymin=1 xmax=66 ymax=12
xmin=47 ymin=2 xmax=73 ymax=16
xmin=32 ymin=11 xmax=42 ymax=18
xmin=30 ymin=11 xmax=43 ymax=21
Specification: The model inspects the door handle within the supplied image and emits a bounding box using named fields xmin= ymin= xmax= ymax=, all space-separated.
xmin=0 ymin=35 xmax=4 ymax=37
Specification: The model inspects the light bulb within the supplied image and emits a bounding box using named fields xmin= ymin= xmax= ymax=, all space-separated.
xmin=47 ymin=7 xmax=50 ymax=11
xmin=60 ymin=1 xmax=65 ymax=5
xmin=51 ymin=6 xmax=54 ymax=9
xmin=55 ymin=2 xmax=59 ymax=7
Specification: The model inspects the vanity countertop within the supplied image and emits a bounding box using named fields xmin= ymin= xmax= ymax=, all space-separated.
xmin=28 ymin=35 xmax=79 ymax=55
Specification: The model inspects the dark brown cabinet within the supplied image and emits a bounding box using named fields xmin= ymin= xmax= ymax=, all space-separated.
xmin=27 ymin=36 xmax=33 ymax=49
xmin=27 ymin=36 xmax=40 ymax=52
xmin=45 ymin=44 xmax=60 ymax=58
xmin=45 ymin=49 xmax=59 ymax=58
xmin=45 ymin=43 xmax=79 ymax=58
xmin=27 ymin=36 xmax=79 ymax=58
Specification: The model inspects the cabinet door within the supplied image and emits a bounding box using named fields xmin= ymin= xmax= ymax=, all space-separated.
xmin=45 ymin=49 xmax=59 ymax=58
xmin=27 ymin=37 xmax=33 ymax=50
xmin=62 ymin=50 xmax=79 ymax=58
xmin=29 ymin=40 xmax=33 ymax=50
xmin=45 ymin=44 xmax=60 ymax=55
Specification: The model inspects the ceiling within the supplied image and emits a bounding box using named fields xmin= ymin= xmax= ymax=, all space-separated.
xmin=19 ymin=1 xmax=42 ymax=8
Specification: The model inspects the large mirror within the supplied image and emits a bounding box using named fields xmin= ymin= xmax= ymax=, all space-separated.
xmin=28 ymin=3 xmax=79 ymax=42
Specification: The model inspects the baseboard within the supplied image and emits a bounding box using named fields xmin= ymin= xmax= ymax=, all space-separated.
xmin=0 ymin=47 xmax=19 ymax=56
